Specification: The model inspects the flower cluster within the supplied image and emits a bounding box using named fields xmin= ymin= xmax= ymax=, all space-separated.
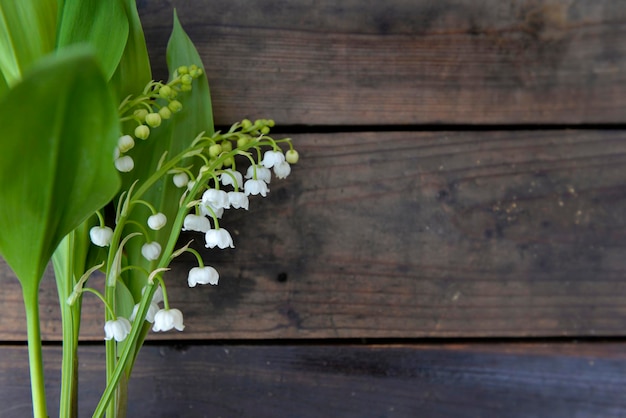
xmin=79 ymin=73 xmax=298 ymax=342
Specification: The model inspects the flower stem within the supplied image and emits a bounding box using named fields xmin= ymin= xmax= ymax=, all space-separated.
xmin=22 ymin=285 xmax=48 ymax=418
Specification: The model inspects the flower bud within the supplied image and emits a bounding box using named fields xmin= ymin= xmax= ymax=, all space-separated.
xmin=168 ymin=100 xmax=183 ymax=113
xmin=209 ymin=144 xmax=222 ymax=157
xmin=133 ymin=108 xmax=148 ymax=122
xmin=221 ymin=141 xmax=233 ymax=152
xmin=115 ymin=156 xmax=134 ymax=172
xmin=177 ymin=65 xmax=189 ymax=75
xmin=180 ymin=84 xmax=192 ymax=92
xmin=118 ymin=135 xmax=135 ymax=153
xmin=159 ymin=85 xmax=173 ymax=99
xmin=141 ymin=242 xmax=162 ymax=261
xmin=135 ymin=125 xmax=150 ymax=140
xmin=172 ymin=172 xmax=189 ymax=188
xmin=90 ymin=226 xmax=113 ymax=247
xmin=147 ymin=213 xmax=167 ymax=230
xmin=237 ymin=137 xmax=248 ymax=147
xmin=158 ymin=106 xmax=172 ymax=120
xmin=181 ymin=74 xmax=193 ymax=85
xmin=145 ymin=112 xmax=162 ymax=128
xmin=285 ymin=149 xmax=299 ymax=164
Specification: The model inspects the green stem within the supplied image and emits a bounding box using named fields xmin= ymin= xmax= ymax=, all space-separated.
xmin=22 ymin=285 xmax=48 ymax=418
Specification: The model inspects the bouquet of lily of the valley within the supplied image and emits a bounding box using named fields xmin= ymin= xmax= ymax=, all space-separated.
xmin=0 ymin=1 xmax=297 ymax=417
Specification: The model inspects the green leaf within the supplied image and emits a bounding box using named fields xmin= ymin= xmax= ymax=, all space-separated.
xmin=0 ymin=0 xmax=57 ymax=85
xmin=121 ymin=11 xmax=215 ymax=298
xmin=56 ymin=0 xmax=129 ymax=80
xmin=109 ymin=0 xmax=152 ymax=102
xmin=0 ymin=47 xmax=121 ymax=289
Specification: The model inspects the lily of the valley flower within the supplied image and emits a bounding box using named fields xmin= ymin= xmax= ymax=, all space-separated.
xmin=104 ymin=317 xmax=132 ymax=342
xmin=220 ymin=169 xmax=243 ymax=188
xmin=115 ymin=155 xmax=134 ymax=172
xmin=273 ymin=161 xmax=291 ymax=179
xmin=147 ymin=213 xmax=167 ymax=230
xmin=173 ymin=172 xmax=189 ymax=188
xmin=245 ymin=165 xmax=272 ymax=184
xmin=182 ymin=214 xmax=212 ymax=233
xmin=228 ymin=191 xmax=249 ymax=209
xmin=118 ymin=135 xmax=135 ymax=153
xmin=261 ymin=150 xmax=285 ymax=168
xmin=130 ymin=302 xmax=160 ymax=323
xmin=188 ymin=266 xmax=219 ymax=287
xmin=90 ymin=226 xmax=114 ymax=247
xmin=141 ymin=242 xmax=162 ymax=261
xmin=244 ymin=179 xmax=269 ymax=197
xmin=285 ymin=149 xmax=299 ymax=164
xmin=152 ymin=308 xmax=185 ymax=332
xmin=202 ymin=188 xmax=230 ymax=210
xmin=205 ymin=228 xmax=235 ymax=249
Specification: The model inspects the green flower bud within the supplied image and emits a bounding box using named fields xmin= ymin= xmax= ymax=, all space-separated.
xmin=285 ymin=149 xmax=299 ymax=164
xmin=135 ymin=125 xmax=150 ymax=140
xmin=260 ymin=126 xmax=270 ymax=135
xmin=159 ymin=85 xmax=173 ymax=99
xmin=222 ymin=156 xmax=234 ymax=167
xmin=241 ymin=119 xmax=252 ymax=129
xmin=177 ymin=65 xmax=189 ymax=75
xmin=181 ymin=74 xmax=193 ymax=85
xmin=133 ymin=108 xmax=148 ymax=122
xmin=145 ymin=112 xmax=162 ymax=128
xmin=168 ymin=100 xmax=183 ymax=113
xmin=267 ymin=119 xmax=275 ymax=127
xmin=180 ymin=84 xmax=192 ymax=92
xmin=158 ymin=106 xmax=172 ymax=120
xmin=237 ymin=137 xmax=248 ymax=148
xmin=220 ymin=141 xmax=233 ymax=152
xmin=190 ymin=67 xmax=203 ymax=78
xmin=209 ymin=144 xmax=222 ymax=157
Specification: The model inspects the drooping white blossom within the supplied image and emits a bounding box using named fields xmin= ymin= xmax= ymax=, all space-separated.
xmin=244 ymin=179 xmax=269 ymax=197
xmin=141 ymin=242 xmax=162 ymax=261
xmin=152 ymin=308 xmax=185 ymax=332
xmin=228 ymin=191 xmax=249 ymax=209
xmin=273 ymin=161 xmax=291 ymax=179
xmin=147 ymin=213 xmax=167 ymax=230
xmin=90 ymin=226 xmax=114 ymax=247
xmin=187 ymin=266 xmax=219 ymax=287
xmin=182 ymin=214 xmax=212 ymax=233
xmin=115 ymin=155 xmax=134 ymax=172
xmin=245 ymin=164 xmax=272 ymax=184
xmin=202 ymin=188 xmax=230 ymax=210
xmin=118 ymin=135 xmax=135 ymax=153
xmin=261 ymin=150 xmax=285 ymax=168
xmin=130 ymin=302 xmax=160 ymax=323
xmin=220 ymin=169 xmax=243 ymax=189
xmin=173 ymin=172 xmax=189 ymax=188
xmin=205 ymin=228 xmax=235 ymax=249
xmin=104 ymin=317 xmax=132 ymax=342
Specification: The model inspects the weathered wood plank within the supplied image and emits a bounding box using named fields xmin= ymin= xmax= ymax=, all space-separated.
xmin=138 ymin=0 xmax=626 ymax=125
xmin=1 ymin=342 xmax=625 ymax=417
xmin=1 ymin=130 xmax=625 ymax=340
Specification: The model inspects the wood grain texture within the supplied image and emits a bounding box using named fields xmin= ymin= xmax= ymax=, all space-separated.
xmin=1 ymin=342 xmax=625 ymax=418
xmin=2 ymin=130 xmax=625 ymax=341
xmin=137 ymin=0 xmax=626 ymax=125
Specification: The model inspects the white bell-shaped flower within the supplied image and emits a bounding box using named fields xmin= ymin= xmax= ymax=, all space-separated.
xmin=104 ymin=317 xmax=131 ymax=342
xmin=245 ymin=164 xmax=272 ymax=184
xmin=244 ymin=179 xmax=269 ymax=197
xmin=152 ymin=308 xmax=185 ymax=332
xmin=147 ymin=213 xmax=167 ymax=230
xmin=141 ymin=242 xmax=162 ymax=261
xmin=118 ymin=135 xmax=135 ymax=153
xmin=187 ymin=266 xmax=219 ymax=287
xmin=228 ymin=191 xmax=249 ymax=209
xmin=220 ymin=169 xmax=243 ymax=188
xmin=130 ymin=302 xmax=160 ymax=323
xmin=173 ymin=172 xmax=189 ymax=188
xmin=205 ymin=228 xmax=235 ymax=249
xmin=115 ymin=155 xmax=134 ymax=172
xmin=273 ymin=161 xmax=291 ymax=179
xmin=261 ymin=150 xmax=285 ymax=168
xmin=182 ymin=214 xmax=212 ymax=233
xmin=202 ymin=188 xmax=230 ymax=210
xmin=90 ymin=226 xmax=113 ymax=247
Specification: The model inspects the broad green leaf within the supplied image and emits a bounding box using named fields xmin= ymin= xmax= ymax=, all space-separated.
xmin=0 ymin=0 xmax=57 ymax=85
xmin=110 ymin=0 xmax=152 ymax=102
xmin=122 ymin=12 xmax=215 ymax=298
xmin=0 ymin=47 xmax=121 ymax=289
xmin=56 ymin=0 xmax=129 ymax=80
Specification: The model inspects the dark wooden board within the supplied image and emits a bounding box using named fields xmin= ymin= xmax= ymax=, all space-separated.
xmin=1 ymin=342 xmax=626 ymax=418
xmin=137 ymin=0 xmax=626 ymax=125
xmin=2 ymin=130 xmax=626 ymax=341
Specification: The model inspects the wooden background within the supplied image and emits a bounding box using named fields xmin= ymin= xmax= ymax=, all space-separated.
xmin=2 ymin=0 xmax=626 ymax=416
